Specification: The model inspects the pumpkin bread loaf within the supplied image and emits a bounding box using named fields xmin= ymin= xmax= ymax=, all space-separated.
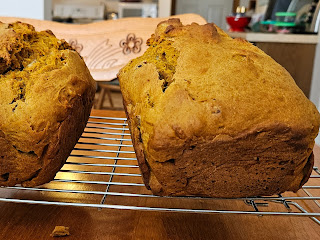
xmin=0 ymin=22 xmax=95 ymax=187
xmin=118 ymin=19 xmax=320 ymax=198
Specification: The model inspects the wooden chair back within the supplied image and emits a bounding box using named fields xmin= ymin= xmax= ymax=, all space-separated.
xmin=0 ymin=14 xmax=207 ymax=81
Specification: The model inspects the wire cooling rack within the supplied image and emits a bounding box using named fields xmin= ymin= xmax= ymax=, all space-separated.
xmin=1 ymin=115 xmax=320 ymax=224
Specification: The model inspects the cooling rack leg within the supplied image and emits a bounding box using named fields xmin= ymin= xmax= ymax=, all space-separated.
xmin=244 ymin=199 xmax=269 ymax=217
xmin=289 ymin=201 xmax=320 ymax=225
xmin=303 ymin=167 xmax=320 ymax=208
xmin=302 ymin=188 xmax=320 ymax=208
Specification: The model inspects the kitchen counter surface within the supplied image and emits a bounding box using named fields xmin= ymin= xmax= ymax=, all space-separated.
xmin=0 ymin=109 xmax=319 ymax=240
xmin=228 ymin=31 xmax=319 ymax=44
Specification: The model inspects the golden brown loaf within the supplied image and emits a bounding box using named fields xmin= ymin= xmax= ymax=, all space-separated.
xmin=118 ymin=19 xmax=320 ymax=198
xmin=0 ymin=22 xmax=95 ymax=187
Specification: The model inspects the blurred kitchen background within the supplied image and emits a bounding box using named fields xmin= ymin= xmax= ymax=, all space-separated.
xmin=0 ymin=1 xmax=319 ymax=33
xmin=0 ymin=0 xmax=318 ymax=36
xmin=0 ymin=0 xmax=319 ymax=144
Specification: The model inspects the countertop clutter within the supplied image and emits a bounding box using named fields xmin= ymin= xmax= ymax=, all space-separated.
xmin=226 ymin=1 xmax=320 ymax=126
xmin=227 ymin=0 xmax=320 ymax=41
xmin=0 ymin=109 xmax=319 ymax=240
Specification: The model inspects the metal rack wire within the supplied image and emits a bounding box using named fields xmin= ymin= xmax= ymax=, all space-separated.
xmin=1 ymin=115 xmax=320 ymax=224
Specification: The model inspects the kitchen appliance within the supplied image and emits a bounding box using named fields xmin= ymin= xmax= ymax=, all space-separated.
xmin=306 ymin=0 xmax=320 ymax=33
xmin=118 ymin=2 xmax=157 ymax=18
xmin=53 ymin=3 xmax=105 ymax=23
xmin=286 ymin=0 xmax=320 ymax=33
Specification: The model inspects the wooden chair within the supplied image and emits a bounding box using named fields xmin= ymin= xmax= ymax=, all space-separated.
xmin=0 ymin=14 xmax=207 ymax=109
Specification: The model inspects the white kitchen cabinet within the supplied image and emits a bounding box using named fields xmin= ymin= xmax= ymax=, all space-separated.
xmin=0 ymin=0 xmax=52 ymax=20
xmin=158 ymin=0 xmax=172 ymax=17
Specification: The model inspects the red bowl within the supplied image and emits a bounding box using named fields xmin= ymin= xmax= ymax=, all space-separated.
xmin=226 ymin=16 xmax=251 ymax=32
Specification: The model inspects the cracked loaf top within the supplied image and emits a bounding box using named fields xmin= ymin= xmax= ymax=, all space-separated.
xmin=118 ymin=18 xmax=320 ymax=198
xmin=0 ymin=22 xmax=95 ymax=187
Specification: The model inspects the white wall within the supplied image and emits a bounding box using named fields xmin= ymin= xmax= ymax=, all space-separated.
xmin=0 ymin=0 xmax=52 ymax=20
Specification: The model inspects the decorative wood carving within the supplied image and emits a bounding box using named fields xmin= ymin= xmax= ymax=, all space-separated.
xmin=120 ymin=33 xmax=143 ymax=55
xmin=68 ymin=39 xmax=83 ymax=54
xmin=68 ymin=33 xmax=143 ymax=70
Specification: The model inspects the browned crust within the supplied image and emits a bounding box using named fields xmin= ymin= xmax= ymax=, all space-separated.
xmin=299 ymin=152 xmax=314 ymax=188
xmin=146 ymin=124 xmax=315 ymax=198
xmin=22 ymin=89 xmax=94 ymax=187
xmin=122 ymin=98 xmax=151 ymax=190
